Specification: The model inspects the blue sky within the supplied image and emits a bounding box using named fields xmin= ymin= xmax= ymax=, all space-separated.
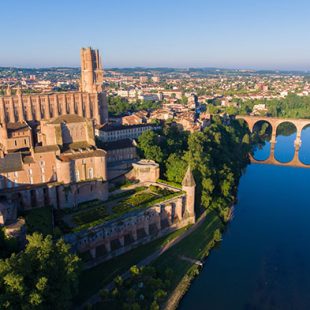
xmin=1 ymin=0 xmax=310 ymax=69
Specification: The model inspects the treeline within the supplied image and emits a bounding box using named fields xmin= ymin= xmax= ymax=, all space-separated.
xmin=108 ymin=96 xmax=161 ymax=116
xmin=138 ymin=117 xmax=252 ymax=216
xmin=239 ymin=94 xmax=310 ymax=119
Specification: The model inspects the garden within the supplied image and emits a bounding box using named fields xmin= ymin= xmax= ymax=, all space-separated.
xmin=55 ymin=185 xmax=182 ymax=234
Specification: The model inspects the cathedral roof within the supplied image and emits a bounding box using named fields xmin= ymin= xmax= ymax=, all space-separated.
xmin=58 ymin=149 xmax=106 ymax=162
xmin=182 ymin=166 xmax=195 ymax=187
xmin=34 ymin=145 xmax=60 ymax=153
xmin=0 ymin=153 xmax=23 ymax=173
xmin=49 ymin=114 xmax=86 ymax=124
xmin=7 ymin=121 xmax=29 ymax=131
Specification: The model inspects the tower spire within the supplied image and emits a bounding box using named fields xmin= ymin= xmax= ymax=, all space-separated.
xmin=182 ymin=165 xmax=196 ymax=187
xmin=6 ymin=84 xmax=12 ymax=96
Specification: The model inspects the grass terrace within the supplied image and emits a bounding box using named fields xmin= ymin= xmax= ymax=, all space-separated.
xmin=55 ymin=184 xmax=184 ymax=234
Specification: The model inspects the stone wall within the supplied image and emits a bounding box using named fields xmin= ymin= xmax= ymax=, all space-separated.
xmin=64 ymin=189 xmax=195 ymax=264
xmin=0 ymin=179 xmax=109 ymax=221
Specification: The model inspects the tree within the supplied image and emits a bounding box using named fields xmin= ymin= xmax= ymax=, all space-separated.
xmin=0 ymin=233 xmax=80 ymax=309
xmin=138 ymin=131 xmax=164 ymax=164
xmin=242 ymin=133 xmax=250 ymax=144
xmin=165 ymin=154 xmax=187 ymax=183
xmin=150 ymin=300 xmax=160 ymax=310
xmin=114 ymin=275 xmax=123 ymax=288
xmin=213 ymin=229 xmax=222 ymax=242
xmin=129 ymin=265 xmax=140 ymax=277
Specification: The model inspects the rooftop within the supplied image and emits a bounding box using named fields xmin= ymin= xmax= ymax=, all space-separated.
xmin=98 ymin=123 xmax=155 ymax=132
xmin=182 ymin=166 xmax=196 ymax=187
xmin=48 ymin=114 xmax=86 ymax=124
xmin=0 ymin=153 xmax=23 ymax=173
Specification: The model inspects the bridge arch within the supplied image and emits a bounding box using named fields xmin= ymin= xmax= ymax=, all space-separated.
xmin=274 ymin=122 xmax=297 ymax=163
xmin=299 ymin=124 xmax=310 ymax=165
xmin=252 ymin=120 xmax=273 ymax=137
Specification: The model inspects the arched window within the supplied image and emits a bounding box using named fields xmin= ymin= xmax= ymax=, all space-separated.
xmin=76 ymin=169 xmax=80 ymax=182
xmin=88 ymin=168 xmax=94 ymax=179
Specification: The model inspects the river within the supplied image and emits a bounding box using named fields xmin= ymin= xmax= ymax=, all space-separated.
xmin=180 ymin=126 xmax=310 ymax=310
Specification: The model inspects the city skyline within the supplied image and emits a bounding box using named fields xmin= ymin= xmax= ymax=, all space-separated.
xmin=1 ymin=0 xmax=310 ymax=70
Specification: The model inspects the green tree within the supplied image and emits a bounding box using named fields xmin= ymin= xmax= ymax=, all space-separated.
xmin=165 ymin=154 xmax=187 ymax=183
xmin=213 ymin=229 xmax=222 ymax=242
xmin=129 ymin=265 xmax=140 ymax=278
xmin=0 ymin=233 xmax=80 ymax=310
xmin=150 ymin=300 xmax=160 ymax=310
xmin=138 ymin=131 xmax=164 ymax=164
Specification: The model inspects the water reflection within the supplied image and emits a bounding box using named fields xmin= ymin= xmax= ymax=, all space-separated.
xmin=274 ymin=122 xmax=296 ymax=163
xmin=274 ymin=134 xmax=295 ymax=163
xmin=252 ymin=121 xmax=272 ymax=161
xmin=299 ymin=126 xmax=310 ymax=165
xmin=253 ymin=141 xmax=270 ymax=161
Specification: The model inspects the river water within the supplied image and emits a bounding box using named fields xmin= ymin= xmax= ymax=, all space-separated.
xmin=180 ymin=127 xmax=310 ymax=310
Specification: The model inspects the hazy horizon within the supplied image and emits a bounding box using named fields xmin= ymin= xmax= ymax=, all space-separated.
xmin=1 ymin=65 xmax=310 ymax=73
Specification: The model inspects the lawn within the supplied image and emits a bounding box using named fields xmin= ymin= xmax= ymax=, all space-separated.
xmin=72 ymin=205 xmax=109 ymax=226
xmin=75 ymin=226 xmax=189 ymax=304
xmin=25 ymin=206 xmax=53 ymax=236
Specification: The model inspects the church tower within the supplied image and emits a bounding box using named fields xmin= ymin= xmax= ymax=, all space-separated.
xmin=182 ymin=166 xmax=196 ymax=218
xmin=80 ymin=47 xmax=104 ymax=93
xmin=80 ymin=47 xmax=108 ymax=124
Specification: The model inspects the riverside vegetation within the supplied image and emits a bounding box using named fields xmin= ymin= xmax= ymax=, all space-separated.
xmin=89 ymin=117 xmax=254 ymax=309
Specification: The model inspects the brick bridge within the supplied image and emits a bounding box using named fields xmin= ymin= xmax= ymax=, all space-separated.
xmin=235 ymin=115 xmax=310 ymax=168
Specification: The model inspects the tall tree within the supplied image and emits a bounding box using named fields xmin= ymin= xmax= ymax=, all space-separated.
xmin=0 ymin=233 xmax=80 ymax=310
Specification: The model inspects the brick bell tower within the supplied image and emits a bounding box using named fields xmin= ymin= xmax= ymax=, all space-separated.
xmin=80 ymin=47 xmax=108 ymax=123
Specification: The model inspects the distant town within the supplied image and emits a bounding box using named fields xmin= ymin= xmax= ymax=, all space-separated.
xmin=1 ymin=66 xmax=310 ymax=132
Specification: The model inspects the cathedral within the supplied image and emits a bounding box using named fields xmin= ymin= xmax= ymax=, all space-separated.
xmin=0 ymin=48 xmax=109 ymax=225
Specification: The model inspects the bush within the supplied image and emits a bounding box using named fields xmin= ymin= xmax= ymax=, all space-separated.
xmin=25 ymin=206 xmax=53 ymax=235
xmin=213 ymin=229 xmax=222 ymax=242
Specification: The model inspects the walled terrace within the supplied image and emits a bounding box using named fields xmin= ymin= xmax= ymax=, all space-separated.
xmin=60 ymin=182 xmax=194 ymax=265
xmin=63 ymin=182 xmax=195 ymax=262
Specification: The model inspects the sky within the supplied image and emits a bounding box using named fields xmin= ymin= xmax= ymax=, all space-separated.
xmin=1 ymin=0 xmax=310 ymax=70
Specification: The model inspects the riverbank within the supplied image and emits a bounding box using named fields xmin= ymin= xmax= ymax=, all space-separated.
xmin=150 ymin=208 xmax=225 ymax=310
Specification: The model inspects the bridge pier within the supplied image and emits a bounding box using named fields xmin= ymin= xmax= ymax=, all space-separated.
xmin=294 ymin=127 xmax=302 ymax=148
xmin=291 ymin=146 xmax=301 ymax=165
xmin=270 ymin=142 xmax=276 ymax=160
xmin=270 ymin=132 xmax=277 ymax=144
